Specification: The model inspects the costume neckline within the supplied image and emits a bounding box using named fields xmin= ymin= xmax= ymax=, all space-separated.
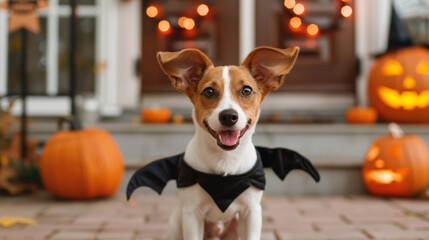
xmin=179 ymin=150 xmax=262 ymax=179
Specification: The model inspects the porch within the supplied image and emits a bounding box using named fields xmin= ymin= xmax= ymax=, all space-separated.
xmin=27 ymin=115 xmax=429 ymax=195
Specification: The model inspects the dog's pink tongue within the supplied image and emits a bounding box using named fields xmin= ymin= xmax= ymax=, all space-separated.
xmin=218 ymin=130 xmax=240 ymax=146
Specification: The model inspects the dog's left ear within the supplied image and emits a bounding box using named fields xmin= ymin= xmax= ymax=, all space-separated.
xmin=242 ymin=46 xmax=299 ymax=97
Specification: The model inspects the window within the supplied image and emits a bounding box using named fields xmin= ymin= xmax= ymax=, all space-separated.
xmin=0 ymin=0 xmax=121 ymax=116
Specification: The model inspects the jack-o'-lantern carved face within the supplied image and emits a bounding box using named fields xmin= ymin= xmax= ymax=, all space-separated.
xmin=368 ymin=46 xmax=429 ymax=123
xmin=362 ymin=127 xmax=429 ymax=197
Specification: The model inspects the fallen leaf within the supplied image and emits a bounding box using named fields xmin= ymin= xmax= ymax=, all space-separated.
xmin=0 ymin=216 xmax=36 ymax=228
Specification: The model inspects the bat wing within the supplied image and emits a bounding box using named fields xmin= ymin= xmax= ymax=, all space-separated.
xmin=256 ymin=146 xmax=320 ymax=182
xmin=126 ymin=154 xmax=181 ymax=200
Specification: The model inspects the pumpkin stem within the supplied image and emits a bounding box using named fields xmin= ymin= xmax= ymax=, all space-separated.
xmin=388 ymin=122 xmax=403 ymax=138
xmin=58 ymin=115 xmax=83 ymax=131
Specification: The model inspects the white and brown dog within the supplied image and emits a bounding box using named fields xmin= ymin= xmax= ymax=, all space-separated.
xmin=127 ymin=46 xmax=317 ymax=239
xmin=160 ymin=46 xmax=298 ymax=239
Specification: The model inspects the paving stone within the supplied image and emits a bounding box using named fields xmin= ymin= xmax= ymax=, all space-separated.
xmin=261 ymin=231 xmax=277 ymax=240
xmin=50 ymin=232 xmax=96 ymax=240
xmin=277 ymin=230 xmax=369 ymax=240
xmin=96 ymin=231 xmax=135 ymax=240
xmin=365 ymin=229 xmax=429 ymax=240
xmin=0 ymin=229 xmax=52 ymax=240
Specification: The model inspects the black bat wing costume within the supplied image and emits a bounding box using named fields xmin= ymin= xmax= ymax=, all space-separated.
xmin=126 ymin=146 xmax=320 ymax=212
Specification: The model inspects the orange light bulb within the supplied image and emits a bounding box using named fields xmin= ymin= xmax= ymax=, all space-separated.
xmin=197 ymin=4 xmax=209 ymax=16
xmin=307 ymin=24 xmax=319 ymax=36
xmin=183 ymin=18 xmax=195 ymax=30
xmin=158 ymin=20 xmax=171 ymax=33
xmin=146 ymin=6 xmax=158 ymax=18
xmin=341 ymin=5 xmax=353 ymax=18
xmin=178 ymin=16 xmax=187 ymax=28
xmin=293 ymin=3 xmax=305 ymax=15
xmin=289 ymin=17 xmax=302 ymax=29
xmin=284 ymin=0 xmax=296 ymax=9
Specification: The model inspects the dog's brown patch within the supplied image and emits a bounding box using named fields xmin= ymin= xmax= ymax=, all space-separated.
xmin=228 ymin=66 xmax=263 ymax=124
xmin=191 ymin=67 xmax=225 ymax=130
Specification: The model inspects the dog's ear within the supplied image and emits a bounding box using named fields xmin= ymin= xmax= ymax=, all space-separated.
xmin=242 ymin=46 xmax=299 ymax=97
xmin=157 ymin=49 xmax=213 ymax=96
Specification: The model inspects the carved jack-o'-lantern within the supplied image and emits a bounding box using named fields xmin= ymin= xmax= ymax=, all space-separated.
xmin=368 ymin=46 xmax=429 ymax=123
xmin=362 ymin=123 xmax=429 ymax=197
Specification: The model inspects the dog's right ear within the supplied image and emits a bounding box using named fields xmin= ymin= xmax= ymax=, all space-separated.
xmin=157 ymin=49 xmax=213 ymax=96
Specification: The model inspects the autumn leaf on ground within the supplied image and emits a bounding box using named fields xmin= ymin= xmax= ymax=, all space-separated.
xmin=0 ymin=216 xmax=36 ymax=228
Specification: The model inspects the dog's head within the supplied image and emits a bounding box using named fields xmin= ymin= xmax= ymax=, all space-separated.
xmin=157 ymin=47 xmax=299 ymax=151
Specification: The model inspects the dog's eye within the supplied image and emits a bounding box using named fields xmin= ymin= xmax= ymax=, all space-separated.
xmin=203 ymin=87 xmax=216 ymax=99
xmin=241 ymin=86 xmax=253 ymax=97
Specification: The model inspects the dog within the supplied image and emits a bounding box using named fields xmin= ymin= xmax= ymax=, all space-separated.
xmin=127 ymin=46 xmax=320 ymax=239
xmin=156 ymin=46 xmax=299 ymax=239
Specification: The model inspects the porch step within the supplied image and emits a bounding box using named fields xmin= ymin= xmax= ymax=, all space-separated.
xmin=29 ymin=122 xmax=429 ymax=195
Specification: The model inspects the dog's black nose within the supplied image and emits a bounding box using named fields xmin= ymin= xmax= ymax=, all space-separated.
xmin=219 ymin=109 xmax=238 ymax=127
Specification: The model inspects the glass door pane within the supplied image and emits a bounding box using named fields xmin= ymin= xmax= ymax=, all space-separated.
xmin=7 ymin=18 xmax=48 ymax=95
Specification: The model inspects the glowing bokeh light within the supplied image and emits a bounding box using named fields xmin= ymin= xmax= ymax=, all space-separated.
xmin=178 ymin=16 xmax=187 ymax=28
xmin=158 ymin=20 xmax=171 ymax=33
xmin=183 ymin=18 xmax=195 ymax=30
xmin=341 ymin=5 xmax=353 ymax=18
xmin=307 ymin=24 xmax=319 ymax=36
xmin=289 ymin=17 xmax=302 ymax=29
xmin=197 ymin=4 xmax=209 ymax=16
xmin=293 ymin=3 xmax=305 ymax=15
xmin=146 ymin=6 xmax=158 ymax=18
xmin=284 ymin=0 xmax=296 ymax=9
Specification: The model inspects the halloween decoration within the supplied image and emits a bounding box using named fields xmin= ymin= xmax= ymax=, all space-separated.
xmin=0 ymin=0 xmax=49 ymax=34
xmin=40 ymin=116 xmax=124 ymax=199
xmin=345 ymin=106 xmax=378 ymax=124
xmin=0 ymin=100 xmax=41 ymax=196
xmin=368 ymin=46 xmax=429 ymax=123
xmin=362 ymin=123 xmax=429 ymax=197
xmin=144 ymin=0 xmax=212 ymax=34
xmin=127 ymin=146 xmax=320 ymax=212
xmin=141 ymin=107 xmax=171 ymax=123
xmin=283 ymin=0 xmax=352 ymax=37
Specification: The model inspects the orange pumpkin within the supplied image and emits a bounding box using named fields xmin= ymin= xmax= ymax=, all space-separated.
xmin=141 ymin=107 xmax=171 ymax=123
xmin=368 ymin=46 xmax=429 ymax=123
xmin=345 ymin=106 xmax=377 ymax=124
xmin=362 ymin=123 xmax=429 ymax=197
xmin=40 ymin=116 xmax=124 ymax=199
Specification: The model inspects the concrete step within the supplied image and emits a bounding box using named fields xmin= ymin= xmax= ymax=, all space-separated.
xmin=29 ymin=122 xmax=429 ymax=195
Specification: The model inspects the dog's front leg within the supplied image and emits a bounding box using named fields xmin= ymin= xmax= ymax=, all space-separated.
xmin=238 ymin=204 xmax=262 ymax=240
xmin=182 ymin=206 xmax=204 ymax=240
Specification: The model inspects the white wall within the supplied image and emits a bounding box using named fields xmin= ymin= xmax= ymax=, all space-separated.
xmin=116 ymin=0 xmax=141 ymax=108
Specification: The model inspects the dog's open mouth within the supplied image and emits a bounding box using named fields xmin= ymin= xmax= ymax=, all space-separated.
xmin=203 ymin=119 xmax=251 ymax=151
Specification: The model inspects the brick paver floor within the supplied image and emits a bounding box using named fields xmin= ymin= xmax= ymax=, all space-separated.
xmin=1 ymin=193 xmax=429 ymax=240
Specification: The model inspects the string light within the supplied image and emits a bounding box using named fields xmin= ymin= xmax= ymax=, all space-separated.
xmin=197 ymin=4 xmax=209 ymax=16
xmin=293 ymin=3 xmax=305 ymax=15
xmin=341 ymin=5 xmax=353 ymax=18
xmin=307 ymin=24 xmax=319 ymax=36
xmin=289 ymin=17 xmax=302 ymax=29
xmin=285 ymin=0 xmax=352 ymax=37
xmin=146 ymin=5 xmax=158 ymax=18
xmin=178 ymin=16 xmax=187 ymax=28
xmin=284 ymin=0 xmax=296 ymax=9
xmin=183 ymin=18 xmax=195 ymax=30
xmin=158 ymin=20 xmax=171 ymax=33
